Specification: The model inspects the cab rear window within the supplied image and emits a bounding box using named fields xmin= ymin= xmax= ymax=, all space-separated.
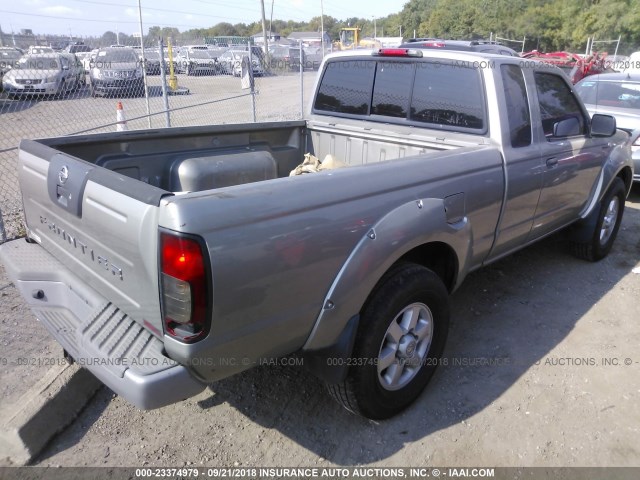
xmin=313 ymin=59 xmax=486 ymax=133
xmin=313 ymin=60 xmax=374 ymax=115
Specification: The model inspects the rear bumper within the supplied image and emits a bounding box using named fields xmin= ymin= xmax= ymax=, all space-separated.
xmin=0 ymin=239 xmax=206 ymax=409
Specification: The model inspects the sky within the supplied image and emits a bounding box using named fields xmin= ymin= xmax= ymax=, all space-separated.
xmin=0 ymin=0 xmax=404 ymax=38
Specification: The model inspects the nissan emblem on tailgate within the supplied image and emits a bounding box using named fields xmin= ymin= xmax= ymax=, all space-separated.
xmin=47 ymin=154 xmax=94 ymax=218
xmin=58 ymin=165 xmax=69 ymax=184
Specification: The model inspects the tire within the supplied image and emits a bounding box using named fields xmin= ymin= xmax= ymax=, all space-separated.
xmin=570 ymin=177 xmax=626 ymax=262
xmin=327 ymin=263 xmax=450 ymax=419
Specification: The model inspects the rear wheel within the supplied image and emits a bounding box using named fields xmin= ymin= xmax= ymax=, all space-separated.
xmin=327 ymin=263 xmax=450 ymax=419
xmin=570 ymin=177 xmax=626 ymax=261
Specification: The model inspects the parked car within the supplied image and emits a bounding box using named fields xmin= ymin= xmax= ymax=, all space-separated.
xmin=89 ymin=47 xmax=144 ymax=97
xmin=0 ymin=47 xmax=23 ymax=88
xmin=140 ymin=50 xmax=162 ymax=75
xmin=269 ymin=45 xmax=306 ymax=71
xmin=162 ymin=48 xmax=179 ymax=73
xmin=27 ymin=45 xmax=55 ymax=54
xmin=66 ymin=44 xmax=92 ymax=55
xmin=175 ymin=49 xmax=221 ymax=75
xmin=400 ymin=39 xmax=519 ymax=56
xmin=2 ymin=52 xmax=84 ymax=97
xmin=217 ymin=49 xmax=264 ymax=76
xmin=575 ymin=72 xmax=640 ymax=182
xmin=303 ymin=45 xmax=325 ymax=70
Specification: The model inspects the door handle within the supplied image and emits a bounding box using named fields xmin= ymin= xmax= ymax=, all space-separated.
xmin=546 ymin=157 xmax=558 ymax=167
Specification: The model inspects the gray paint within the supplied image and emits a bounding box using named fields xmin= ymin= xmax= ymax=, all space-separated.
xmin=4 ymin=50 xmax=634 ymax=408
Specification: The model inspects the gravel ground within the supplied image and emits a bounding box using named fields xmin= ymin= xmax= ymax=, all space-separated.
xmin=0 ymin=262 xmax=58 ymax=408
xmin=17 ymin=185 xmax=639 ymax=468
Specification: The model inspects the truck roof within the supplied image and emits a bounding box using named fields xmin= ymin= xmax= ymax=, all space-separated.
xmin=320 ymin=48 xmax=530 ymax=67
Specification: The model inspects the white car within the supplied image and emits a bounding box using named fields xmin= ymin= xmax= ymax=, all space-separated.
xmin=217 ymin=49 xmax=264 ymax=77
xmin=28 ymin=46 xmax=54 ymax=54
xmin=2 ymin=52 xmax=84 ymax=97
xmin=575 ymin=72 xmax=640 ymax=182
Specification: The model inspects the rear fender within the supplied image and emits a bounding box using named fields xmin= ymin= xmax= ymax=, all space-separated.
xmin=302 ymin=197 xmax=471 ymax=354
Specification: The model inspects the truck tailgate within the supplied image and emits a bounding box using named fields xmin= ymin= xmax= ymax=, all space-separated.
xmin=18 ymin=140 xmax=168 ymax=337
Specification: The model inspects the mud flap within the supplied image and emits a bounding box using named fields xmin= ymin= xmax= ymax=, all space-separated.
xmin=302 ymin=315 xmax=359 ymax=384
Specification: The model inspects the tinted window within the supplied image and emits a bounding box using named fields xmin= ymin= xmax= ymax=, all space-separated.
xmin=534 ymin=72 xmax=587 ymax=137
xmin=576 ymin=80 xmax=640 ymax=111
xmin=314 ymin=61 xmax=375 ymax=115
xmin=501 ymin=65 xmax=531 ymax=148
xmin=410 ymin=62 xmax=485 ymax=129
xmin=371 ymin=62 xmax=413 ymax=118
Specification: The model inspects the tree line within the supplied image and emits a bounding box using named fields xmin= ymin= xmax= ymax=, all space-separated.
xmin=91 ymin=0 xmax=640 ymax=54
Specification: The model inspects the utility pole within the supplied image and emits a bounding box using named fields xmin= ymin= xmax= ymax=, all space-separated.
xmin=137 ymin=0 xmax=152 ymax=128
xmin=269 ymin=0 xmax=274 ymax=44
xmin=260 ymin=0 xmax=269 ymax=57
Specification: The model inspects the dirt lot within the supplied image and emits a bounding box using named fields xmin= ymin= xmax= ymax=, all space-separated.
xmin=2 ymin=185 xmax=630 ymax=468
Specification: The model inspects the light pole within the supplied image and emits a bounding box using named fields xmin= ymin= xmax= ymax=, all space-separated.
xmin=321 ymin=0 xmax=325 ymax=57
xmin=372 ymin=16 xmax=377 ymax=39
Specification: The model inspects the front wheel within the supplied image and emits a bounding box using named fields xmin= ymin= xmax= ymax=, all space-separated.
xmin=570 ymin=177 xmax=626 ymax=261
xmin=327 ymin=263 xmax=450 ymax=419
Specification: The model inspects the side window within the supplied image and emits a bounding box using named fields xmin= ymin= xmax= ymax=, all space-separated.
xmin=371 ymin=62 xmax=413 ymax=118
xmin=574 ymin=80 xmax=598 ymax=105
xmin=500 ymin=65 xmax=531 ymax=148
xmin=314 ymin=60 xmax=375 ymax=115
xmin=410 ymin=63 xmax=485 ymax=130
xmin=534 ymin=72 xmax=587 ymax=138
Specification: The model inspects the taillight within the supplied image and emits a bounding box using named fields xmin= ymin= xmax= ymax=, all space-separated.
xmin=373 ymin=48 xmax=423 ymax=58
xmin=160 ymin=231 xmax=209 ymax=342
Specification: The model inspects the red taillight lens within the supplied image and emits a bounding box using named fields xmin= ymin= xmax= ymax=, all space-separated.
xmin=160 ymin=232 xmax=209 ymax=342
xmin=373 ymin=48 xmax=423 ymax=58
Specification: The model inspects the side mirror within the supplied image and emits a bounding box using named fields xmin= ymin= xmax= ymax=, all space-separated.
xmin=591 ymin=114 xmax=616 ymax=137
xmin=553 ymin=117 xmax=580 ymax=137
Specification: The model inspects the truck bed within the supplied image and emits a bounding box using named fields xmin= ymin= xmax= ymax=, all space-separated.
xmin=30 ymin=120 xmax=487 ymax=194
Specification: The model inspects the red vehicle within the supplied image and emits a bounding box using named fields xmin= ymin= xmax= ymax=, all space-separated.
xmin=522 ymin=50 xmax=612 ymax=83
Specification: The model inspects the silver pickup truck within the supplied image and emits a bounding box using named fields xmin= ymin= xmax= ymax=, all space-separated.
xmin=0 ymin=49 xmax=635 ymax=420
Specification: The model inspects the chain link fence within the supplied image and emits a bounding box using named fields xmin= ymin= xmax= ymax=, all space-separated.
xmin=0 ymin=36 xmax=317 ymax=243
